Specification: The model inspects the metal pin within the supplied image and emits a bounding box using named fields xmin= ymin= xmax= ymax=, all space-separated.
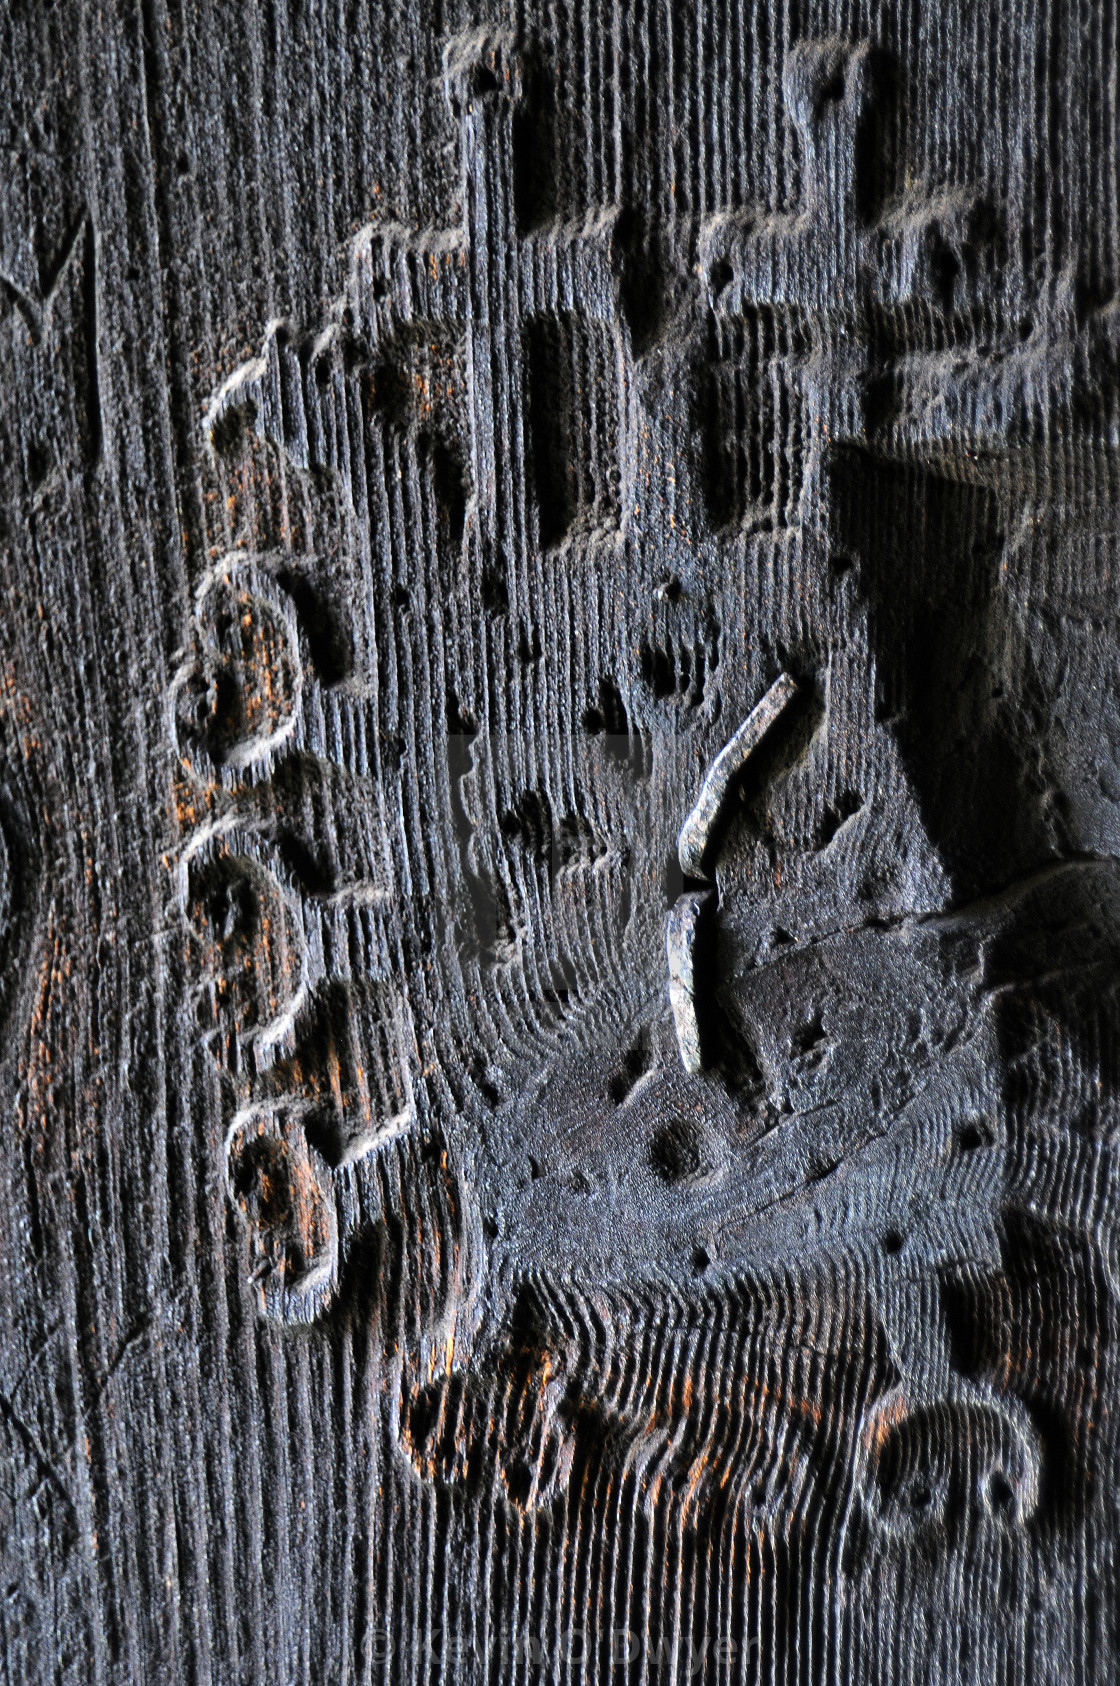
xmin=666 ymin=890 xmax=715 ymax=1073
xmin=677 ymin=672 xmax=800 ymax=881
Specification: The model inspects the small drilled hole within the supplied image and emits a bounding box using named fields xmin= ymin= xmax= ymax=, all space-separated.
xmin=708 ymin=257 xmax=733 ymax=294
xmin=955 ymin=1119 xmax=991 ymax=1152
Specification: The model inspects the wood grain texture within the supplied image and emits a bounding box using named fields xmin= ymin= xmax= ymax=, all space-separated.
xmin=1 ymin=0 xmax=1119 ymax=1681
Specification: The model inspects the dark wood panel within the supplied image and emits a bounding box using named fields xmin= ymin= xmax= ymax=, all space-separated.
xmin=1 ymin=1 xmax=1118 ymax=1680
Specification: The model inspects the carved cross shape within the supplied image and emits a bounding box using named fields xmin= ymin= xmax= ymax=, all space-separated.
xmin=215 ymin=28 xmax=631 ymax=577
xmin=699 ymin=37 xmax=1005 ymax=508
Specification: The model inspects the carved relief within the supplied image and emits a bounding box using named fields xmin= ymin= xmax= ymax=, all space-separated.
xmin=173 ymin=25 xmax=1119 ymax=1657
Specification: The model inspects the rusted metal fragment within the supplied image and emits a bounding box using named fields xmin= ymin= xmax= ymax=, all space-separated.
xmin=677 ymin=671 xmax=800 ymax=880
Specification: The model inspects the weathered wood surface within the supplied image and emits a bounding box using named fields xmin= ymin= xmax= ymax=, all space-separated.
xmin=2 ymin=1 xmax=1119 ymax=1680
